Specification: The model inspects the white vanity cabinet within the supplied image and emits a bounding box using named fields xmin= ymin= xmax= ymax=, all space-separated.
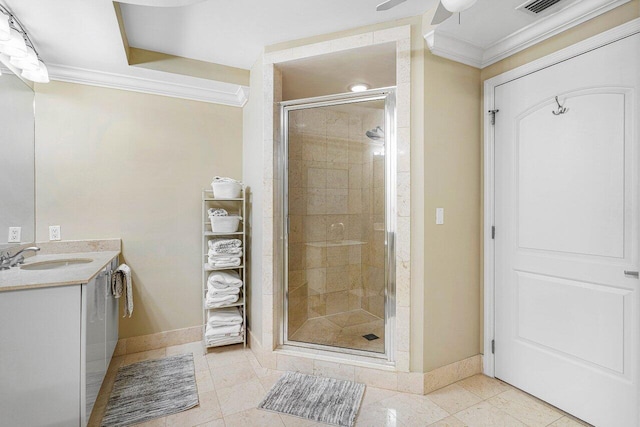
xmin=0 ymin=256 xmax=119 ymax=427
xmin=82 ymin=257 xmax=120 ymax=425
xmin=0 ymin=284 xmax=82 ymax=427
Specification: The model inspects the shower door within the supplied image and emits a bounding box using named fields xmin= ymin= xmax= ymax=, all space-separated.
xmin=281 ymin=89 xmax=396 ymax=359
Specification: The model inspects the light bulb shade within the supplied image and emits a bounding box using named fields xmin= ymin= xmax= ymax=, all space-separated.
xmin=349 ymin=83 xmax=370 ymax=92
xmin=0 ymin=28 xmax=27 ymax=58
xmin=10 ymin=45 xmax=39 ymax=70
xmin=441 ymin=0 xmax=477 ymax=13
xmin=0 ymin=14 xmax=10 ymax=41
xmin=21 ymin=60 xmax=49 ymax=83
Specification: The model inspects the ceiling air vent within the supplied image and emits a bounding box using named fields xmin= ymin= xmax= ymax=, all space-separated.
xmin=517 ymin=0 xmax=564 ymax=16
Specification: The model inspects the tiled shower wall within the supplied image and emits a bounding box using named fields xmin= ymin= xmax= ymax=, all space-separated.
xmin=287 ymin=104 xmax=385 ymax=336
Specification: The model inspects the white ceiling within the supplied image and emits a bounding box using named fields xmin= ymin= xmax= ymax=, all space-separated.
xmin=1 ymin=0 xmax=435 ymax=104
xmin=436 ymin=0 xmax=540 ymax=48
xmin=119 ymin=0 xmax=435 ymax=69
xmin=2 ymin=0 xmax=629 ymax=104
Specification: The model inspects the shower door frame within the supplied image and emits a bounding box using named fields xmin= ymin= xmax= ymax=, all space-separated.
xmin=280 ymin=88 xmax=397 ymax=361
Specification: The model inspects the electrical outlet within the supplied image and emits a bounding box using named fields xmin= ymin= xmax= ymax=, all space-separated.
xmin=49 ymin=225 xmax=61 ymax=241
xmin=8 ymin=227 xmax=21 ymax=243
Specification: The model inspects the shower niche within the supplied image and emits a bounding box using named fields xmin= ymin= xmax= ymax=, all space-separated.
xmin=282 ymin=91 xmax=396 ymax=357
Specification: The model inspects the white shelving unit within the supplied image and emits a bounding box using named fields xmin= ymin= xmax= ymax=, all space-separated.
xmin=202 ymin=188 xmax=247 ymax=350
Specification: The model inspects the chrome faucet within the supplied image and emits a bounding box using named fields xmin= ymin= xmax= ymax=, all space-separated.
xmin=0 ymin=246 xmax=40 ymax=270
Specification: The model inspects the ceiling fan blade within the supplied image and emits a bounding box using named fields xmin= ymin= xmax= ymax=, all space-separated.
xmin=430 ymin=1 xmax=453 ymax=24
xmin=376 ymin=0 xmax=407 ymax=11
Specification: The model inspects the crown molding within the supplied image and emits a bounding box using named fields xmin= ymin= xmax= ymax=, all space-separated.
xmin=47 ymin=63 xmax=249 ymax=107
xmin=116 ymin=0 xmax=207 ymax=7
xmin=424 ymin=0 xmax=632 ymax=69
xmin=424 ymin=30 xmax=483 ymax=68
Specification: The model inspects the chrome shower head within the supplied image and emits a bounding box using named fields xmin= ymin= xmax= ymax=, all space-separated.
xmin=366 ymin=126 xmax=384 ymax=141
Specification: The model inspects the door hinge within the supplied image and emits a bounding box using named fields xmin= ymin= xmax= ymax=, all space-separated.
xmin=491 ymin=339 xmax=495 ymax=354
xmin=491 ymin=226 xmax=495 ymax=239
xmin=488 ymin=109 xmax=499 ymax=125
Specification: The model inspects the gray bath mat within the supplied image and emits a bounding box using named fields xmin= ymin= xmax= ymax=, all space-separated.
xmin=101 ymin=354 xmax=199 ymax=426
xmin=258 ymin=371 xmax=365 ymax=427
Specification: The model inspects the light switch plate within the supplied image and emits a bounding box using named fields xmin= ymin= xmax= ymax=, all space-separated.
xmin=436 ymin=208 xmax=444 ymax=225
xmin=49 ymin=225 xmax=61 ymax=241
xmin=8 ymin=227 xmax=21 ymax=243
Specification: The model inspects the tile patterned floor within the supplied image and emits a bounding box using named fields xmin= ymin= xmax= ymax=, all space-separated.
xmin=289 ymin=309 xmax=385 ymax=353
xmin=89 ymin=342 xmax=592 ymax=427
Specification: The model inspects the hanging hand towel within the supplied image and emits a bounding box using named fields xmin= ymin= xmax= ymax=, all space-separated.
xmin=111 ymin=269 xmax=123 ymax=298
xmin=113 ymin=264 xmax=133 ymax=318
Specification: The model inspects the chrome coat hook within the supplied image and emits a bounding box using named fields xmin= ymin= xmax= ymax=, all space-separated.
xmin=552 ymin=96 xmax=569 ymax=115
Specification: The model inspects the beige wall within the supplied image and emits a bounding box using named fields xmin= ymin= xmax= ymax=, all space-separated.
xmin=423 ymin=53 xmax=482 ymax=371
xmin=243 ymin=56 xmax=265 ymax=342
xmin=35 ymin=81 xmax=243 ymax=339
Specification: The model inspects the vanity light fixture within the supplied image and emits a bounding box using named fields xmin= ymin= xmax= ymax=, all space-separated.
xmin=0 ymin=27 xmax=26 ymax=58
xmin=0 ymin=12 xmax=10 ymax=41
xmin=10 ymin=45 xmax=38 ymax=70
xmin=0 ymin=4 xmax=48 ymax=83
xmin=349 ymin=83 xmax=370 ymax=92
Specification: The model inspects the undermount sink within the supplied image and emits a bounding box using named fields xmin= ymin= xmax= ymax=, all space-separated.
xmin=20 ymin=258 xmax=93 ymax=271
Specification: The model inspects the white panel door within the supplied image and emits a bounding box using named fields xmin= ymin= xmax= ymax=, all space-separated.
xmin=494 ymin=34 xmax=640 ymax=427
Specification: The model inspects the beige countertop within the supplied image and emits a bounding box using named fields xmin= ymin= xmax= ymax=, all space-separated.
xmin=0 ymin=251 xmax=120 ymax=292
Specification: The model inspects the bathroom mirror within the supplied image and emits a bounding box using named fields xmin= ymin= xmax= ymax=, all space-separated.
xmin=0 ymin=67 xmax=35 ymax=251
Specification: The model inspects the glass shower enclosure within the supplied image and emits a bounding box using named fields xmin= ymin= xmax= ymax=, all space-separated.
xmin=281 ymin=89 xmax=396 ymax=359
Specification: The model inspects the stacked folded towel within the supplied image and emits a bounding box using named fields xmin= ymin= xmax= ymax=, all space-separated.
xmin=208 ymin=270 xmax=243 ymax=287
xmin=207 ymin=306 xmax=243 ymax=326
xmin=206 ymin=293 xmax=238 ymax=308
xmin=207 ymin=256 xmax=241 ymax=268
xmin=205 ymin=307 xmax=244 ymax=346
xmin=206 ymin=239 xmax=242 ymax=268
xmin=205 ymin=270 xmax=243 ymax=308
xmin=208 ymin=238 xmax=242 ymax=256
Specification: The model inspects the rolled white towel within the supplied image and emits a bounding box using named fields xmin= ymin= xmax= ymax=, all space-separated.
xmin=207 ymin=270 xmax=242 ymax=287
